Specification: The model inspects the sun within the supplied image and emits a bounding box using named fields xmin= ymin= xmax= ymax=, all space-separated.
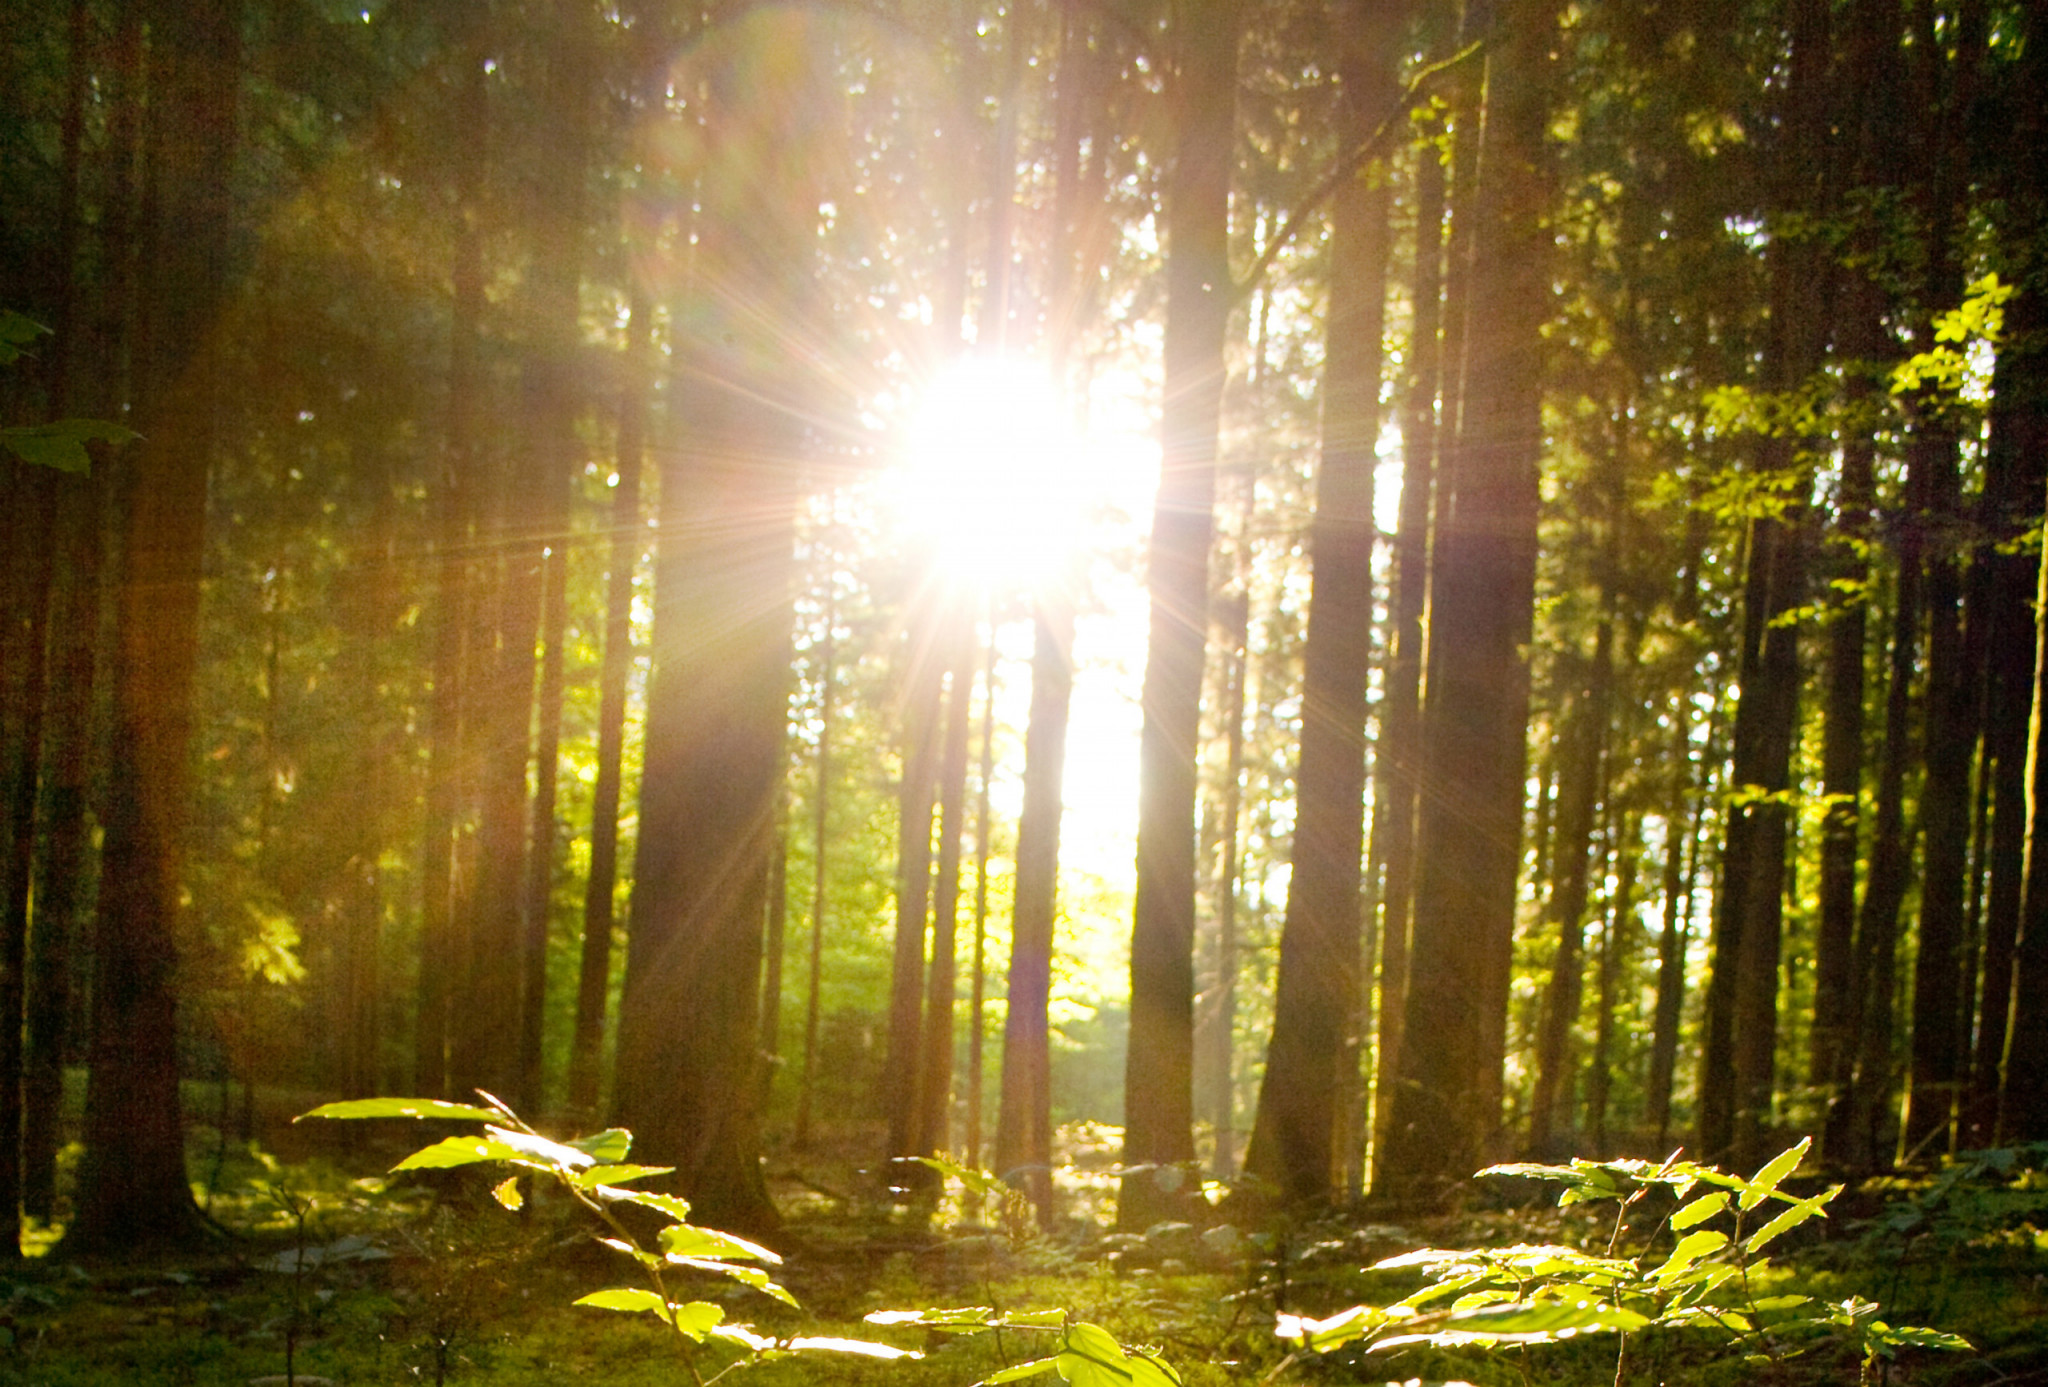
xmin=889 ymin=354 xmax=1092 ymax=593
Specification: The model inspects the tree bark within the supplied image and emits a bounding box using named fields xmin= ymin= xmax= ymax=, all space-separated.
xmin=64 ymin=0 xmax=241 ymax=1256
xmin=567 ymin=283 xmax=649 ymax=1119
xmin=1120 ymin=0 xmax=1239 ymax=1229
xmin=996 ymin=592 xmax=1076 ymax=1219
xmin=916 ymin=611 xmax=977 ymax=1162
xmin=1240 ymin=0 xmax=1395 ymax=1210
xmin=1379 ymin=0 xmax=1557 ymax=1202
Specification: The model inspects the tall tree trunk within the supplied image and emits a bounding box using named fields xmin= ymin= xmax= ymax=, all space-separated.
xmin=1529 ymin=614 xmax=1613 ymax=1156
xmin=965 ymin=626 xmax=997 ymax=1169
xmin=63 ymin=0 xmax=240 ymax=1256
xmin=417 ymin=36 xmax=488 ymax=1100
xmin=1901 ymin=0 xmax=1983 ymax=1164
xmin=1649 ymin=693 xmax=1711 ymax=1147
xmin=917 ymin=613 xmax=977 ymax=1161
xmin=612 ymin=9 xmax=821 ymax=1234
xmin=567 ymin=282 xmax=648 ymax=1119
xmin=884 ymin=604 xmax=944 ymax=1182
xmin=1969 ymin=18 xmax=2047 ymax=1151
xmin=1121 ymin=0 xmax=1239 ymax=1229
xmin=1240 ymin=0 xmax=1396 ymax=1210
xmin=1698 ymin=0 xmax=1827 ymax=1170
xmin=1379 ymin=0 xmax=1557 ymax=1201
xmin=996 ymin=592 xmax=1075 ymax=1219
xmin=1998 ymin=1 xmax=2048 ymax=1144
xmin=795 ymin=559 xmax=836 ymax=1148
xmin=1371 ymin=61 xmax=1446 ymax=1181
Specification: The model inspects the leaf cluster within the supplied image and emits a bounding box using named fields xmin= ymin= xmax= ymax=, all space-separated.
xmin=1273 ymin=1139 xmax=1970 ymax=1378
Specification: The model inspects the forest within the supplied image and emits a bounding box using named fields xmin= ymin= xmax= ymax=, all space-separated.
xmin=1 ymin=0 xmax=2046 ymax=1380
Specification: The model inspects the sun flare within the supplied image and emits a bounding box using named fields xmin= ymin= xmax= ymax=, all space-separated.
xmin=889 ymin=355 xmax=1094 ymax=592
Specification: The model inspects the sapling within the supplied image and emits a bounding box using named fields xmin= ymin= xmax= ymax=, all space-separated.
xmin=1274 ymin=1138 xmax=1970 ymax=1386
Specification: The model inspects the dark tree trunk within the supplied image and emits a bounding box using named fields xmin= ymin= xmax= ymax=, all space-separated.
xmin=795 ymin=561 xmax=836 ymax=1148
xmin=1371 ymin=57 xmax=1446 ymax=1179
xmin=1379 ymin=0 xmax=1557 ymax=1201
xmin=1239 ymin=0 xmax=1396 ymax=1210
xmin=1970 ymin=1 xmax=2047 ymax=1150
xmin=1901 ymin=1 xmax=1984 ymax=1164
xmin=996 ymin=594 xmax=1075 ymax=1219
xmin=612 ymin=15 xmax=820 ymax=1234
xmin=884 ymin=603 xmax=944 ymax=1183
xmin=1529 ymin=615 xmax=1613 ymax=1156
xmin=916 ymin=613 xmax=977 ymax=1161
xmin=567 ymin=283 xmax=649 ymax=1119
xmin=417 ymin=37 xmax=489 ymax=1100
xmin=1698 ymin=0 xmax=1827 ymax=1170
xmin=1121 ymin=0 xmax=1239 ymax=1229
xmin=965 ymin=628 xmax=997 ymax=1169
xmin=1999 ymin=4 xmax=2048 ymax=1142
xmin=64 ymin=0 xmax=241 ymax=1256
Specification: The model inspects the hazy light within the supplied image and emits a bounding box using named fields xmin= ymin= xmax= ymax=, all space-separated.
xmin=890 ymin=355 xmax=1090 ymax=592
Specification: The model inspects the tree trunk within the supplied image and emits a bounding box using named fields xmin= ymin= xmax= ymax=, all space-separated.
xmin=917 ymin=612 xmax=978 ymax=1162
xmin=1371 ymin=58 xmax=1447 ymax=1181
xmin=1239 ymin=0 xmax=1395 ymax=1210
xmin=1529 ymin=615 xmax=1613 ymax=1156
xmin=612 ymin=13 xmax=821 ymax=1234
xmin=417 ymin=37 xmax=488 ymax=1100
xmin=567 ymin=282 xmax=649 ymax=1119
xmin=795 ymin=559 xmax=836 ymax=1148
xmin=1121 ymin=0 xmax=1239 ymax=1229
xmin=996 ymin=593 xmax=1076 ymax=1219
xmin=884 ymin=603 xmax=943 ymax=1185
xmin=1698 ymin=0 xmax=1827 ymax=1170
xmin=1379 ymin=0 xmax=1557 ymax=1201
xmin=64 ymin=0 xmax=241 ymax=1256
xmin=1901 ymin=0 xmax=1983 ymax=1164
xmin=965 ymin=626 xmax=998 ymax=1169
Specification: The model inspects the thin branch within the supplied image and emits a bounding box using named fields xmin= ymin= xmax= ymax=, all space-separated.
xmin=1232 ymin=41 xmax=1483 ymax=306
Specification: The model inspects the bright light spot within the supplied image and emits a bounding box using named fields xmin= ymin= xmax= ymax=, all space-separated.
xmin=889 ymin=355 xmax=1092 ymax=592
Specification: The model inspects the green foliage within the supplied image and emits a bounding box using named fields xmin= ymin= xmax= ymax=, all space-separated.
xmin=1275 ymin=1140 xmax=1970 ymax=1379
xmin=300 ymin=1093 xmax=919 ymax=1384
xmin=0 ymin=310 xmax=138 ymax=471
xmin=1890 ymin=273 xmax=2015 ymax=396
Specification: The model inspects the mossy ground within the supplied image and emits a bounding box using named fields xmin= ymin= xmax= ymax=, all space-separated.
xmin=10 ymin=1086 xmax=2042 ymax=1386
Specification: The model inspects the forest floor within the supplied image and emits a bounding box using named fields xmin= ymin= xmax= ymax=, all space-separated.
xmin=9 ymin=1085 xmax=2047 ymax=1386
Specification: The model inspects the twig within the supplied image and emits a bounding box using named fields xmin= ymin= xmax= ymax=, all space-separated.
xmin=1231 ymin=41 xmax=1482 ymax=305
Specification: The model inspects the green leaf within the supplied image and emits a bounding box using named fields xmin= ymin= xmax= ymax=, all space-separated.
xmin=667 ymin=1256 xmax=799 ymax=1307
xmin=1866 ymin=1323 xmax=1972 ymax=1353
xmin=661 ymin=1223 xmax=781 ymax=1264
xmin=1745 ymin=1185 xmax=1840 ymax=1252
xmin=1670 ymin=1191 xmax=1729 ymax=1229
xmin=787 ymin=1336 xmax=922 ymax=1359
xmin=485 ymin=1125 xmax=595 ymax=1170
xmin=1127 ymin=1349 xmax=1182 ymax=1387
xmin=298 ymin=1098 xmax=500 ymax=1123
xmin=0 ymin=311 xmax=50 ymax=363
xmin=571 ymin=1163 xmax=673 ymax=1190
xmin=1653 ymin=1229 xmax=1729 ymax=1283
xmin=665 ymin=1302 xmax=726 ymax=1340
xmin=599 ymin=1187 xmax=693 ymax=1222
xmin=978 ymin=1357 xmax=1060 ymax=1385
xmin=865 ymin=1306 xmax=1000 ymax=1330
xmin=491 ymin=1177 xmax=523 ymax=1210
xmin=575 ymin=1288 xmax=667 ymax=1314
xmin=3 ymin=419 xmax=138 ymax=474
xmin=1439 ymin=1298 xmax=1648 ymax=1337
xmin=1740 ymin=1137 xmax=1811 ymax=1209
xmin=391 ymin=1137 xmax=527 ymax=1172
xmin=1057 ymin=1324 xmax=1135 ymax=1387
xmin=570 ymin=1128 xmax=633 ymax=1163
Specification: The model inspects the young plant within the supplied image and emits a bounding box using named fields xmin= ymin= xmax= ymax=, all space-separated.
xmin=1274 ymin=1139 xmax=1970 ymax=1385
xmin=298 ymin=1093 xmax=917 ymax=1386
